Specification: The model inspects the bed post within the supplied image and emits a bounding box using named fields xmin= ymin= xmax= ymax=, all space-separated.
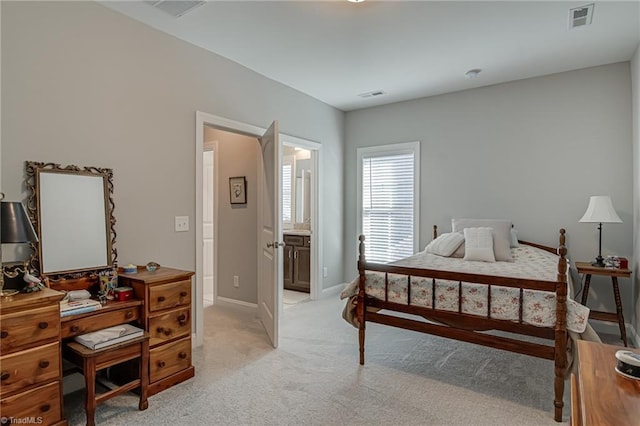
xmin=553 ymin=228 xmax=567 ymax=422
xmin=357 ymin=234 xmax=367 ymax=365
xmin=433 ymin=225 xmax=438 ymax=240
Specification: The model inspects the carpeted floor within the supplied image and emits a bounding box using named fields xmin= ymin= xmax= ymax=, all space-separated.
xmin=64 ymin=294 xmax=573 ymax=425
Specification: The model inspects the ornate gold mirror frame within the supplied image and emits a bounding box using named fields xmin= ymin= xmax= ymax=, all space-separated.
xmin=25 ymin=161 xmax=117 ymax=279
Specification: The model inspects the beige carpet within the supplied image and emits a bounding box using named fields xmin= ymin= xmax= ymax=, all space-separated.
xmin=63 ymin=294 xmax=572 ymax=425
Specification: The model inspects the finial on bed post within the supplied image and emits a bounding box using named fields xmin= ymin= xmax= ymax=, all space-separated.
xmin=553 ymin=228 xmax=567 ymax=422
xmin=433 ymin=225 xmax=438 ymax=240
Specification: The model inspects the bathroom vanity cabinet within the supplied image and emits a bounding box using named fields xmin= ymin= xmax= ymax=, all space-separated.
xmin=283 ymin=233 xmax=311 ymax=293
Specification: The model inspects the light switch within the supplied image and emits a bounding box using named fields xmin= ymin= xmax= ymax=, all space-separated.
xmin=175 ymin=216 xmax=189 ymax=232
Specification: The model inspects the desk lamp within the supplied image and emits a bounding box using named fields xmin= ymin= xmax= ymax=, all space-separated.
xmin=1 ymin=200 xmax=39 ymax=296
xmin=579 ymin=195 xmax=622 ymax=267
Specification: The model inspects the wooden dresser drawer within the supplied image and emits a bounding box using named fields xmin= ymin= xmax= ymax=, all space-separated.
xmin=0 ymin=341 xmax=60 ymax=397
xmin=148 ymin=280 xmax=191 ymax=312
xmin=0 ymin=380 xmax=62 ymax=426
xmin=149 ymin=307 xmax=191 ymax=347
xmin=1 ymin=305 xmax=60 ymax=353
xmin=149 ymin=337 xmax=191 ymax=383
xmin=61 ymin=306 xmax=139 ymax=338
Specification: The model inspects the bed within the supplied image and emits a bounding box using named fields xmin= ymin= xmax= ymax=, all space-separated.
xmin=341 ymin=223 xmax=590 ymax=422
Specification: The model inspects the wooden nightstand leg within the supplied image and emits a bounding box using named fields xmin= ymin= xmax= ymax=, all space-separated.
xmin=580 ymin=274 xmax=592 ymax=306
xmin=611 ymin=277 xmax=627 ymax=347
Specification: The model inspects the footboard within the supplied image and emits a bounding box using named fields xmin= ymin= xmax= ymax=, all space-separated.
xmin=356 ymin=229 xmax=568 ymax=422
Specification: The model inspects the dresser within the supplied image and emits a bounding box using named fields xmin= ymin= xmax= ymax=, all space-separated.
xmin=571 ymin=340 xmax=640 ymax=425
xmin=0 ymin=288 xmax=67 ymax=426
xmin=118 ymin=267 xmax=195 ymax=396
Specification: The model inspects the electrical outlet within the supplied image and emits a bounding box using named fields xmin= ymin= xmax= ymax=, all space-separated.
xmin=175 ymin=216 xmax=189 ymax=232
xmin=233 ymin=276 xmax=239 ymax=288
xmin=323 ymin=266 xmax=328 ymax=277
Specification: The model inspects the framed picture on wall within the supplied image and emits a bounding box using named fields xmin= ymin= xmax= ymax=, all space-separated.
xmin=229 ymin=176 xmax=247 ymax=204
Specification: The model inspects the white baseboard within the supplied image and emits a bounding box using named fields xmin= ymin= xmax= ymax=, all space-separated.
xmin=321 ymin=282 xmax=347 ymax=299
xmin=215 ymin=296 xmax=258 ymax=313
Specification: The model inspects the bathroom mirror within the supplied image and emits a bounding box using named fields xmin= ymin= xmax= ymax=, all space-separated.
xmin=25 ymin=161 xmax=117 ymax=277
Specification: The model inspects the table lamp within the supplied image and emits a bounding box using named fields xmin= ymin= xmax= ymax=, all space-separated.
xmin=579 ymin=195 xmax=622 ymax=267
xmin=1 ymin=201 xmax=39 ymax=297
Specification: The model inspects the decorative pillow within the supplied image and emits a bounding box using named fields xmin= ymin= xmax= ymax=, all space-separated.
xmin=450 ymin=232 xmax=465 ymax=258
xmin=510 ymin=228 xmax=520 ymax=248
xmin=425 ymin=232 xmax=465 ymax=257
xmin=452 ymin=218 xmax=513 ymax=262
xmin=463 ymin=227 xmax=495 ymax=262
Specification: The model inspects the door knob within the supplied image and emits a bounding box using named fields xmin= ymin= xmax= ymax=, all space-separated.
xmin=266 ymin=241 xmax=285 ymax=248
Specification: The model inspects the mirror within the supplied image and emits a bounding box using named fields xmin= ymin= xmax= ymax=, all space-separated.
xmin=25 ymin=161 xmax=117 ymax=278
xmin=282 ymin=146 xmax=312 ymax=227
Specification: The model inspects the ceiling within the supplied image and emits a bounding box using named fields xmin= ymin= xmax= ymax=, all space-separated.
xmin=100 ymin=1 xmax=640 ymax=112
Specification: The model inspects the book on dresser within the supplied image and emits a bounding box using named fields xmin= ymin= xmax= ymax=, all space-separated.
xmin=60 ymin=298 xmax=102 ymax=317
xmin=74 ymin=324 xmax=144 ymax=350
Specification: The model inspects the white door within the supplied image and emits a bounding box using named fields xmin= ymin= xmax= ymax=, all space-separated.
xmin=258 ymin=121 xmax=282 ymax=348
xmin=202 ymin=150 xmax=215 ymax=306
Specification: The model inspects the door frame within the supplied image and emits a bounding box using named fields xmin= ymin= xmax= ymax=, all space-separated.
xmin=194 ymin=111 xmax=322 ymax=347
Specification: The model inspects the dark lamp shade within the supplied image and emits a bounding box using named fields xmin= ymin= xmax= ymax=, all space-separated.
xmin=1 ymin=201 xmax=39 ymax=244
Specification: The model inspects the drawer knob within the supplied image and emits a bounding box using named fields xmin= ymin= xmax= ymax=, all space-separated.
xmin=70 ymin=325 xmax=80 ymax=333
xmin=125 ymin=310 xmax=134 ymax=319
xmin=180 ymin=291 xmax=188 ymax=297
xmin=177 ymin=314 xmax=187 ymax=322
xmin=1 ymin=330 xmax=8 ymax=338
xmin=1 ymin=371 xmax=10 ymax=381
xmin=40 ymin=403 xmax=51 ymax=412
xmin=158 ymin=296 xmax=166 ymax=302
xmin=39 ymin=360 xmax=50 ymax=369
xmin=156 ymin=327 xmax=165 ymax=333
xmin=179 ymin=352 xmax=188 ymax=359
xmin=157 ymin=361 xmax=165 ymax=368
xmin=164 ymin=329 xmax=172 ymax=336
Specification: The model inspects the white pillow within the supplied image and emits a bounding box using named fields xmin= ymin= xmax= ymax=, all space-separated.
xmin=452 ymin=218 xmax=513 ymax=262
xmin=425 ymin=232 xmax=465 ymax=257
xmin=510 ymin=228 xmax=520 ymax=248
xmin=463 ymin=227 xmax=496 ymax=262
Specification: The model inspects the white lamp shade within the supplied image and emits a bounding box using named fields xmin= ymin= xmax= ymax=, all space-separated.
xmin=579 ymin=196 xmax=622 ymax=223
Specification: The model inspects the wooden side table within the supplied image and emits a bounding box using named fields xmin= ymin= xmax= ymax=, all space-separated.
xmin=571 ymin=340 xmax=640 ymax=425
xmin=575 ymin=262 xmax=631 ymax=346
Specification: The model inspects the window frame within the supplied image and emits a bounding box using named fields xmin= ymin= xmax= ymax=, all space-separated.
xmin=356 ymin=141 xmax=420 ymax=262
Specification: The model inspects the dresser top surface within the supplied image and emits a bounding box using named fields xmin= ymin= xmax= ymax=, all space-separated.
xmin=576 ymin=340 xmax=640 ymax=425
xmin=118 ymin=266 xmax=194 ymax=284
xmin=0 ymin=287 xmax=65 ymax=314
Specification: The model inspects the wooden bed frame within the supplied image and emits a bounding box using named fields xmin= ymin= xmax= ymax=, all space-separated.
xmin=356 ymin=226 xmax=568 ymax=422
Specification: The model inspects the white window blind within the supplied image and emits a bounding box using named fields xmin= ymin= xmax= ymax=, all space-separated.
xmin=361 ymin=151 xmax=416 ymax=263
xmin=282 ymin=159 xmax=293 ymax=223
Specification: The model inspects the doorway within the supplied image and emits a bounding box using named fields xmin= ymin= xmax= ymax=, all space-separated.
xmin=194 ymin=112 xmax=323 ymax=348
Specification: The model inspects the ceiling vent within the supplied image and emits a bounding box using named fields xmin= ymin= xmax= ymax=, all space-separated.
xmin=569 ymin=4 xmax=594 ymax=29
xmin=146 ymin=1 xmax=205 ymax=18
xmin=358 ymin=90 xmax=386 ymax=99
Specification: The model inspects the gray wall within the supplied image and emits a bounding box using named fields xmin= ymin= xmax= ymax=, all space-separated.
xmin=632 ymin=45 xmax=640 ymax=344
xmin=205 ymin=127 xmax=258 ymax=304
xmin=344 ymin=63 xmax=635 ymax=328
xmin=1 ymin=1 xmax=345 ymax=291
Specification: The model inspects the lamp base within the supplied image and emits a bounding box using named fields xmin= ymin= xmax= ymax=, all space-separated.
xmin=591 ymin=255 xmax=606 ymax=267
xmin=0 ymin=289 xmax=19 ymax=297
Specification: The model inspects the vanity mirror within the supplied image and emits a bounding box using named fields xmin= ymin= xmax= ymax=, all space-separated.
xmin=25 ymin=161 xmax=117 ymax=278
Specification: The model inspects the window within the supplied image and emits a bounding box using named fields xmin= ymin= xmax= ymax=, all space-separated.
xmin=357 ymin=142 xmax=420 ymax=263
xmin=282 ymin=155 xmax=294 ymax=224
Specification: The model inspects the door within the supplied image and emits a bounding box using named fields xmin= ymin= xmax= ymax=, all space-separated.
xmin=258 ymin=121 xmax=281 ymax=348
xmin=202 ymin=150 xmax=215 ymax=306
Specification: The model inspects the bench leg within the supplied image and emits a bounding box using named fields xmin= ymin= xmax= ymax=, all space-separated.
xmin=611 ymin=277 xmax=628 ymax=347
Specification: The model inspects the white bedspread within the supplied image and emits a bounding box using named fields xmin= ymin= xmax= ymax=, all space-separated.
xmin=341 ymin=245 xmax=589 ymax=333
